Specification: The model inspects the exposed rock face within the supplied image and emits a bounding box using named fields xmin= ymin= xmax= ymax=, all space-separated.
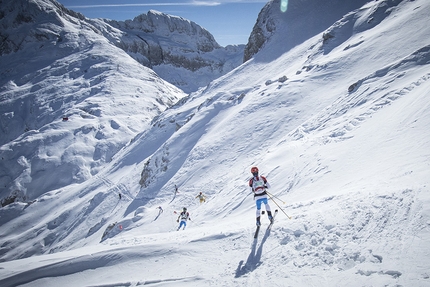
xmin=129 ymin=10 xmax=220 ymax=52
xmin=106 ymin=10 xmax=221 ymax=67
xmin=243 ymin=3 xmax=275 ymax=63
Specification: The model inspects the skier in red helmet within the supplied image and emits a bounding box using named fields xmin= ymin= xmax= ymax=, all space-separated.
xmin=249 ymin=166 xmax=273 ymax=226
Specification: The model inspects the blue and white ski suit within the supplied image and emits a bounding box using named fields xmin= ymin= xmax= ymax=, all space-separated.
xmin=249 ymin=175 xmax=272 ymax=217
xmin=177 ymin=211 xmax=190 ymax=230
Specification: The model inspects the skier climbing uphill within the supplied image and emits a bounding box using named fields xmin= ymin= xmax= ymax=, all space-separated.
xmin=196 ymin=192 xmax=206 ymax=204
xmin=177 ymin=207 xmax=191 ymax=231
xmin=249 ymin=166 xmax=273 ymax=226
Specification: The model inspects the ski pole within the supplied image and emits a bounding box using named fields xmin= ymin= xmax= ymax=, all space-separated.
xmin=267 ymin=192 xmax=291 ymax=219
xmin=190 ymin=219 xmax=200 ymax=226
xmin=266 ymin=191 xmax=285 ymax=204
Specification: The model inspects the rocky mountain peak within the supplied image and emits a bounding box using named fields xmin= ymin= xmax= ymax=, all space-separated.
xmin=129 ymin=9 xmax=220 ymax=52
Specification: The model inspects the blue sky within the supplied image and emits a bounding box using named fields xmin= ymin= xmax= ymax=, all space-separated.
xmin=57 ymin=0 xmax=269 ymax=46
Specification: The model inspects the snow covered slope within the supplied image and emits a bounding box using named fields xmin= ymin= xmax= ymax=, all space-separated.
xmin=0 ymin=0 xmax=244 ymax=204
xmin=0 ymin=0 xmax=429 ymax=286
xmin=0 ymin=0 xmax=186 ymax=202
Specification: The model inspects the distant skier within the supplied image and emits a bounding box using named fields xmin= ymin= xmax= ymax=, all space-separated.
xmin=249 ymin=166 xmax=273 ymax=226
xmin=176 ymin=207 xmax=191 ymax=231
xmin=196 ymin=192 xmax=206 ymax=204
xmin=175 ymin=184 xmax=179 ymax=194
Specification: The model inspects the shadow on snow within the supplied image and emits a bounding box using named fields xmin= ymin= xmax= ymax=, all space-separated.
xmin=234 ymin=228 xmax=271 ymax=278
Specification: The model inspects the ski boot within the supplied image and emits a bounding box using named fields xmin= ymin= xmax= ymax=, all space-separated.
xmin=256 ymin=216 xmax=261 ymax=226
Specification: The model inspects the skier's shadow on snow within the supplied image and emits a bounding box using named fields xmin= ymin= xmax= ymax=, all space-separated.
xmin=235 ymin=228 xmax=271 ymax=278
xmin=153 ymin=211 xmax=163 ymax=221
xmin=169 ymin=191 xmax=178 ymax=204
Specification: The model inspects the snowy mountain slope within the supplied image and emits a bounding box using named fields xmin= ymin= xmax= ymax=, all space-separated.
xmin=0 ymin=0 xmax=244 ymax=205
xmin=0 ymin=0 xmax=430 ymax=286
xmin=0 ymin=0 xmax=186 ymax=204
xmin=107 ymin=0 xmax=430 ymax=232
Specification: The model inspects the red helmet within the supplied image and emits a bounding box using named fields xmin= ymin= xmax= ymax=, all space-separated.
xmin=251 ymin=166 xmax=259 ymax=173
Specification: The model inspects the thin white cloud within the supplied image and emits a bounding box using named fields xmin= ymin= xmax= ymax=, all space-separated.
xmin=67 ymin=1 xmax=268 ymax=9
xmin=68 ymin=2 xmax=221 ymax=9
xmin=193 ymin=0 xmax=267 ymax=3
xmin=212 ymin=0 xmax=268 ymax=3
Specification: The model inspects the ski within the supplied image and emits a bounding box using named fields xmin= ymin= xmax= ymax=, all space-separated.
xmin=254 ymin=210 xmax=265 ymax=238
xmin=267 ymin=209 xmax=278 ymax=230
xmin=253 ymin=225 xmax=260 ymax=238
